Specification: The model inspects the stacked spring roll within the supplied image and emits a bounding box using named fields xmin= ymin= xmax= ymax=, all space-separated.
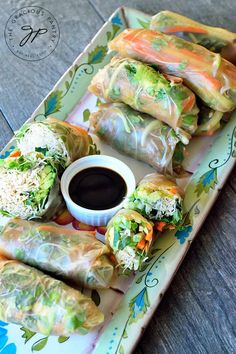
xmin=0 ymin=218 xmax=114 ymax=289
xmin=89 ymin=57 xmax=199 ymax=143
xmin=90 ymin=103 xmax=185 ymax=174
xmin=0 ymin=153 xmax=63 ymax=220
xmin=105 ymin=209 xmax=153 ymax=271
xmin=109 ymin=29 xmax=236 ymax=113
xmin=0 ymin=256 xmax=104 ymax=336
xmin=125 ymin=173 xmax=184 ymax=229
xmin=150 ymin=10 xmax=236 ymax=63
xmin=16 ymin=117 xmax=95 ymax=169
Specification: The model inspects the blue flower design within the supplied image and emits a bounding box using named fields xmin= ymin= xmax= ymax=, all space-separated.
xmin=175 ymin=226 xmax=193 ymax=244
xmin=0 ymin=322 xmax=16 ymax=354
xmin=0 ymin=146 xmax=15 ymax=159
xmin=111 ymin=14 xmax=122 ymax=25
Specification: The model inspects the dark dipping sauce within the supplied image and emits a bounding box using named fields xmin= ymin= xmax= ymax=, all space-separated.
xmin=69 ymin=167 xmax=127 ymax=210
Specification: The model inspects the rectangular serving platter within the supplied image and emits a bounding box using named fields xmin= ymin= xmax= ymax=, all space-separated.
xmin=0 ymin=7 xmax=235 ymax=354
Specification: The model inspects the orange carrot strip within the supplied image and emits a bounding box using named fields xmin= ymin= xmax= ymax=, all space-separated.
xmin=156 ymin=221 xmax=167 ymax=232
xmin=165 ymin=26 xmax=208 ymax=34
xmin=170 ymin=187 xmax=178 ymax=194
xmin=137 ymin=239 xmax=146 ymax=250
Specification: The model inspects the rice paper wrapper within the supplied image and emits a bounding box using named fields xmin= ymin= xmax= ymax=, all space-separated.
xmin=0 ymin=256 xmax=104 ymax=336
xmin=150 ymin=10 xmax=236 ymax=63
xmin=88 ymin=57 xmax=198 ymax=140
xmin=0 ymin=218 xmax=114 ymax=289
xmin=109 ymin=29 xmax=236 ymax=113
xmin=90 ymin=103 xmax=184 ymax=175
xmin=16 ymin=117 xmax=94 ymax=168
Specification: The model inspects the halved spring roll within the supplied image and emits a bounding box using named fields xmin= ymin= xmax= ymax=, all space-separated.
xmin=0 ymin=218 xmax=114 ymax=289
xmin=105 ymin=209 xmax=153 ymax=271
xmin=90 ymin=103 xmax=185 ymax=175
xmin=109 ymin=29 xmax=236 ymax=112
xmin=150 ymin=10 xmax=236 ymax=63
xmin=88 ymin=56 xmax=199 ymax=142
xmin=16 ymin=117 xmax=96 ymax=169
xmin=0 ymin=153 xmax=63 ymax=220
xmin=125 ymin=173 xmax=184 ymax=229
xmin=0 ymin=256 xmax=104 ymax=336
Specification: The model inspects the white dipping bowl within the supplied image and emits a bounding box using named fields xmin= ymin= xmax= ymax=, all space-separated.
xmin=61 ymin=155 xmax=136 ymax=226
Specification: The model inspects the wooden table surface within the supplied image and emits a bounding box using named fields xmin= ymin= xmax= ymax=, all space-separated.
xmin=0 ymin=1 xmax=235 ymax=353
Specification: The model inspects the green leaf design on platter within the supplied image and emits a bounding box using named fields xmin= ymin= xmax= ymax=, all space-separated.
xmin=136 ymin=273 xmax=145 ymax=284
xmin=32 ymin=337 xmax=48 ymax=352
xmin=20 ymin=327 xmax=36 ymax=344
xmin=137 ymin=19 xmax=150 ymax=29
xmin=111 ymin=24 xmax=120 ymax=39
xmin=87 ymin=45 xmax=107 ymax=64
xmin=58 ymin=336 xmax=69 ymax=343
xmin=128 ymin=287 xmax=150 ymax=325
xmin=44 ymin=90 xmax=63 ymax=116
xmin=83 ymin=108 xmax=90 ymax=122
xmin=195 ymin=168 xmax=218 ymax=197
xmin=65 ymin=81 xmax=70 ymax=91
xmin=106 ymin=31 xmax=112 ymax=41
xmin=118 ymin=344 xmax=125 ymax=354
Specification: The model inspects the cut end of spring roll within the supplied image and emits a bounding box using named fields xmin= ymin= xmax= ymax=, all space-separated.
xmin=16 ymin=117 xmax=94 ymax=169
xmin=108 ymin=29 xmax=236 ymax=113
xmin=0 ymin=257 xmax=104 ymax=336
xmin=125 ymin=173 xmax=184 ymax=227
xmin=106 ymin=209 xmax=153 ymax=272
xmin=0 ymin=154 xmax=63 ymax=220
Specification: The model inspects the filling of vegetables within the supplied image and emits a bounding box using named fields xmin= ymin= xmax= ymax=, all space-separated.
xmin=127 ymin=189 xmax=182 ymax=225
xmin=17 ymin=123 xmax=69 ymax=166
xmin=0 ymin=155 xmax=57 ymax=219
xmin=108 ymin=216 xmax=151 ymax=271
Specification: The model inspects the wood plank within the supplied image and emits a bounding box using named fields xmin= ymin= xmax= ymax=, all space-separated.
xmin=91 ymin=0 xmax=236 ymax=32
xmin=0 ymin=110 xmax=14 ymax=151
xmin=0 ymin=0 xmax=104 ymax=131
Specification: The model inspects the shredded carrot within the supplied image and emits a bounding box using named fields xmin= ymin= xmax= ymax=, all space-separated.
xmin=145 ymin=230 xmax=153 ymax=241
xmin=156 ymin=221 xmax=166 ymax=232
xmin=137 ymin=239 xmax=146 ymax=250
xmin=165 ymin=26 xmax=208 ymax=34
xmin=144 ymin=243 xmax=149 ymax=253
xmin=63 ymin=121 xmax=88 ymax=135
xmin=109 ymin=254 xmax=117 ymax=264
xmin=170 ymin=187 xmax=178 ymax=194
xmin=9 ymin=150 xmax=20 ymax=158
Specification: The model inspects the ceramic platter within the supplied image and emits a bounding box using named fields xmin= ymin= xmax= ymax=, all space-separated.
xmin=0 ymin=7 xmax=235 ymax=354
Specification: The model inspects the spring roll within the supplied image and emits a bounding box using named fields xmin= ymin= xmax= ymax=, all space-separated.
xmin=16 ymin=117 xmax=96 ymax=169
xmin=0 ymin=218 xmax=114 ymax=289
xmin=88 ymin=57 xmax=199 ymax=141
xmin=105 ymin=209 xmax=153 ymax=271
xmin=195 ymin=105 xmax=224 ymax=136
xmin=0 ymin=256 xmax=104 ymax=336
xmin=109 ymin=29 xmax=236 ymax=112
xmin=0 ymin=153 xmax=63 ymax=220
xmin=125 ymin=173 xmax=184 ymax=229
xmin=90 ymin=103 xmax=185 ymax=175
xmin=150 ymin=10 xmax=236 ymax=63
